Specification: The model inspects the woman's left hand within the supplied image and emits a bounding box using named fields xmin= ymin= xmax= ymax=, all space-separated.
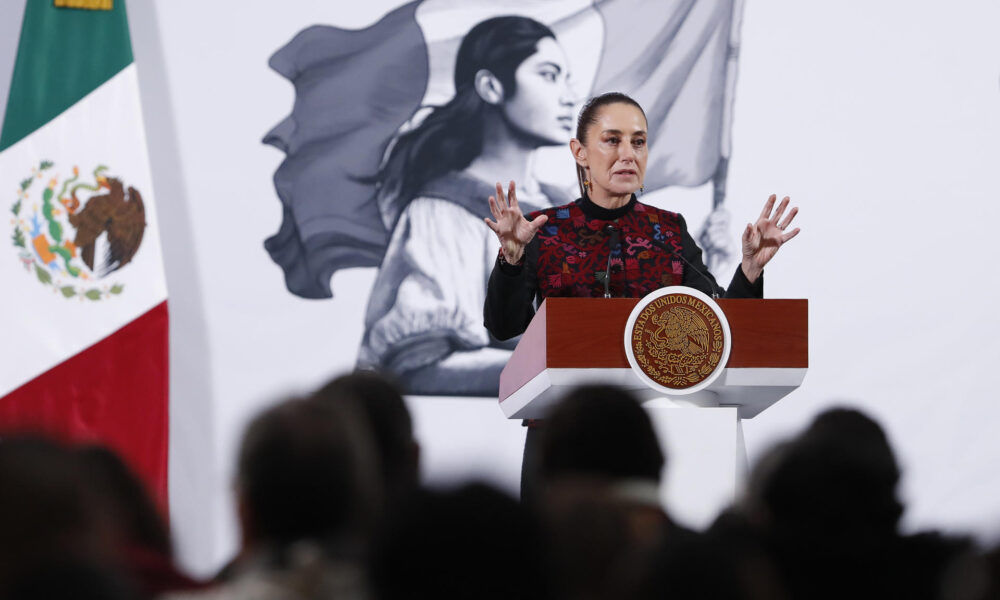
xmin=741 ymin=194 xmax=800 ymax=283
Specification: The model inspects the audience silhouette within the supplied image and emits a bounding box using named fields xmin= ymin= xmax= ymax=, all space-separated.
xmin=2 ymin=377 xmax=998 ymax=599
xmin=0 ymin=437 xmax=123 ymax=596
xmin=369 ymin=483 xmax=548 ymax=600
xmin=311 ymin=371 xmax=419 ymax=509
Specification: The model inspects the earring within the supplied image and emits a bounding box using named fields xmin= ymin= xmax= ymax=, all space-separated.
xmin=639 ymin=184 xmax=645 ymax=195
xmin=583 ymin=179 xmax=591 ymax=190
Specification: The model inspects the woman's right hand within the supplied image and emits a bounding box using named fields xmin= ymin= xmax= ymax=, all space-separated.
xmin=484 ymin=180 xmax=548 ymax=265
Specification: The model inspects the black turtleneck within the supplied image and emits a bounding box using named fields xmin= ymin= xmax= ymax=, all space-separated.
xmin=576 ymin=193 xmax=637 ymax=221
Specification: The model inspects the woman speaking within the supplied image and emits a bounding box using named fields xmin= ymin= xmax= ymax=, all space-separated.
xmin=485 ymin=92 xmax=800 ymax=501
xmin=484 ymin=92 xmax=800 ymax=340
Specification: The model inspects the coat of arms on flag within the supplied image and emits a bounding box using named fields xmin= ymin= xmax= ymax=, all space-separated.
xmin=10 ymin=160 xmax=145 ymax=300
xmin=263 ymin=0 xmax=744 ymax=396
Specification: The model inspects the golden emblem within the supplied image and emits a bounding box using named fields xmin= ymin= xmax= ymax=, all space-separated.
xmin=628 ymin=290 xmax=727 ymax=390
xmin=54 ymin=0 xmax=112 ymax=10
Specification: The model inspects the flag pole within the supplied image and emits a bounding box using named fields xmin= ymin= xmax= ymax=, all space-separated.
xmin=707 ymin=0 xmax=746 ymax=272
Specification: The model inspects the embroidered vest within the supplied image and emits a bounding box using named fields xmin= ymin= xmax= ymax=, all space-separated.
xmin=530 ymin=199 xmax=684 ymax=299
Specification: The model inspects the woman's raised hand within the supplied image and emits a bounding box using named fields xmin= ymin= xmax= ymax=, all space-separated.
xmin=740 ymin=194 xmax=800 ymax=282
xmin=485 ymin=180 xmax=548 ymax=265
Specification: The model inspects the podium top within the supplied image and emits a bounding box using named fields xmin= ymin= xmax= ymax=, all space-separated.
xmin=500 ymin=297 xmax=807 ymax=402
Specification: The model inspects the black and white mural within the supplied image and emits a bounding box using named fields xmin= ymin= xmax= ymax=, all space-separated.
xmin=264 ymin=0 xmax=744 ymax=395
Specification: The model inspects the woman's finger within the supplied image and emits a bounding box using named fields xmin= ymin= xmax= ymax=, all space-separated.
xmin=771 ymin=196 xmax=790 ymax=224
xmin=781 ymin=227 xmax=801 ymax=243
xmin=528 ymin=213 xmax=549 ymax=234
xmin=488 ymin=196 xmax=501 ymax=221
xmin=484 ymin=217 xmax=500 ymax=235
xmin=778 ymin=206 xmax=798 ymax=230
xmin=495 ymin=182 xmax=507 ymax=207
xmin=508 ymin=180 xmax=518 ymax=210
xmin=759 ymin=194 xmax=776 ymax=220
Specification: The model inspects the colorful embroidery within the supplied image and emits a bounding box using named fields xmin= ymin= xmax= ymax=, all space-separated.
xmin=530 ymin=200 xmax=683 ymax=299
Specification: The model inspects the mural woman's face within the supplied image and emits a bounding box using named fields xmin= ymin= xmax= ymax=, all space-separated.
xmin=501 ymin=37 xmax=575 ymax=146
xmin=579 ymin=103 xmax=648 ymax=198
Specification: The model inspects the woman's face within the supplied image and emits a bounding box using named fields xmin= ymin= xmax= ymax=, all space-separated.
xmin=576 ymin=103 xmax=648 ymax=197
xmin=501 ymin=37 xmax=575 ymax=146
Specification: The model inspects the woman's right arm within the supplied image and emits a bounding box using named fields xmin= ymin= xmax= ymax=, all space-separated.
xmin=483 ymin=181 xmax=547 ymax=340
xmin=484 ymin=238 xmax=539 ymax=340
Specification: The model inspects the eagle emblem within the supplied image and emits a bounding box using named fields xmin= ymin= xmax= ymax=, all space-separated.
xmin=9 ymin=160 xmax=146 ymax=300
xmin=627 ymin=289 xmax=728 ymax=391
xmin=649 ymin=307 xmax=711 ymax=357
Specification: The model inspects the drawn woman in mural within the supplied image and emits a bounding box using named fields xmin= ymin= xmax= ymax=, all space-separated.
xmin=354 ymin=16 xmax=576 ymax=395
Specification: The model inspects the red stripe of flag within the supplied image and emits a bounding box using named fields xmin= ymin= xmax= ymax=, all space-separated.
xmin=0 ymin=301 xmax=169 ymax=507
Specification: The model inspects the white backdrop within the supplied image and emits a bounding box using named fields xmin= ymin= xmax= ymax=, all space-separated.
xmin=2 ymin=0 xmax=999 ymax=576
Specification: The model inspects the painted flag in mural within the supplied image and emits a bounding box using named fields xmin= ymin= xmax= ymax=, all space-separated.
xmin=0 ymin=1 xmax=168 ymax=503
xmin=264 ymin=0 xmax=742 ymax=299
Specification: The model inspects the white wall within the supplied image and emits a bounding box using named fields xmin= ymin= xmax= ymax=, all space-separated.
xmin=728 ymin=1 xmax=1000 ymax=539
xmin=3 ymin=0 xmax=1000 ymax=575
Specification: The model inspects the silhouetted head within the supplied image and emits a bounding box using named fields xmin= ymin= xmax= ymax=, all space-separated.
xmin=0 ymin=437 xmax=116 ymax=591
xmin=6 ymin=559 xmax=137 ymax=600
xmin=755 ymin=407 xmax=903 ymax=535
xmin=77 ymin=445 xmax=172 ymax=558
xmin=312 ymin=370 xmax=419 ymax=506
xmin=539 ymin=385 xmax=664 ymax=485
xmin=235 ymin=397 xmax=380 ymax=550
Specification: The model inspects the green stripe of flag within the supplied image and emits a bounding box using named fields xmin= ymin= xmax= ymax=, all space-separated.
xmin=0 ymin=0 xmax=133 ymax=152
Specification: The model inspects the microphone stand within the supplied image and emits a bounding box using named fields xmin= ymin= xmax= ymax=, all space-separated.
xmin=603 ymin=225 xmax=620 ymax=298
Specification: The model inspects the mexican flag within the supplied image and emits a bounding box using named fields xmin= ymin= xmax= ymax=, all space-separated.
xmin=0 ymin=0 xmax=168 ymax=505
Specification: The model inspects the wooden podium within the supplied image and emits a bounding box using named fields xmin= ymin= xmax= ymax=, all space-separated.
xmin=499 ymin=297 xmax=808 ymax=420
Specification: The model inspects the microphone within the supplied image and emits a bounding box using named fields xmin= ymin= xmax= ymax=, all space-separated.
xmin=632 ymin=229 xmax=723 ymax=299
xmin=602 ymin=224 xmax=621 ymax=298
